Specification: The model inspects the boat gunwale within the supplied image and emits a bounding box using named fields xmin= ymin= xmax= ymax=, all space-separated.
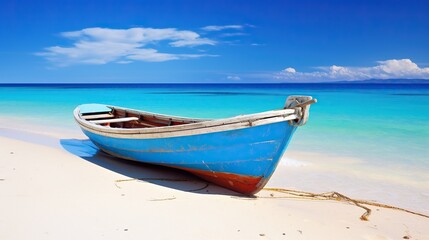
xmin=73 ymin=104 xmax=298 ymax=138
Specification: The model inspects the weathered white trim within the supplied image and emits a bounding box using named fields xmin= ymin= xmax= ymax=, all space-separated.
xmin=74 ymin=105 xmax=299 ymax=139
xmin=251 ymin=115 xmax=297 ymax=127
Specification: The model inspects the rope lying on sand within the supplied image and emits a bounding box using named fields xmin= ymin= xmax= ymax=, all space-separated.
xmin=262 ymin=187 xmax=429 ymax=221
xmin=114 ymin=177 xmax=429 ymax=221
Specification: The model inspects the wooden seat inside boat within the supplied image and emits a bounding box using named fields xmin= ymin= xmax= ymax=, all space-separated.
xmin=80 ymin=104 xmax=114 ymax=120
xmin=82 ymin=113 xmax=115 ymax=120
xmin=90 ymin=117 xmax=139 ymax=124
xmin=80 ymin=104 xmax=199 ymax=129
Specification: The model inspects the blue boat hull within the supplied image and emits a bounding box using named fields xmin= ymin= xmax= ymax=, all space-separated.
xmin=80 ymin=121 xmax=297 ymax=194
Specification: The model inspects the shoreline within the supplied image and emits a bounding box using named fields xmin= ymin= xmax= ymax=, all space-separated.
xmin=1 ymin=122 xmax=428 ymax=216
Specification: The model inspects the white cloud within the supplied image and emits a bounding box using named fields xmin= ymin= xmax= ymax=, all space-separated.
xmin=283 ymin=67 xmax=296 ymax=73
xmin=201 ymin=24 xmax=252 ymax=46
xmin=276 ymin=59 xmax=429 ymax=82
xmin=116 ymin=60 xmax=132 ymax=64
xmin=201 ymin=25 xmax=244 ymax=31
xmin=36 ymin=27 xmax=216 ymax=66
xmin=221 ymin=32 xmax=247 ymax=37
xmin=227 ymin=75 xmax=241 ymax=80
xmin=126 ymin=48 xmax=181 ymax=62
xmin=250 ymin=43 xmax=262 ymax=46
xmin=170 ymin=38 xmax=216 ymax=47
xmin=127 ymin=49 xmax=215 ymax=62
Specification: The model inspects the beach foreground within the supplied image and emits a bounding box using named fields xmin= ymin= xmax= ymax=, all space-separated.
xmin=0 ymin=127 xmax=428 ymax=240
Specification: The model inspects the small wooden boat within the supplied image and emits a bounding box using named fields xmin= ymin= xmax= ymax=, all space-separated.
xmin=74 ymin=96 xmax=316 ymax=195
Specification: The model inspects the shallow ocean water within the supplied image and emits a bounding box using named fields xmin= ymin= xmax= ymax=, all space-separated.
xmin=1 ymin=84 xmax=428 ymax=192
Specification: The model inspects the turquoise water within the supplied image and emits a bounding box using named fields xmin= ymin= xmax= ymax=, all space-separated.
xmin=1 ymin=83 xmax=429 ymax=173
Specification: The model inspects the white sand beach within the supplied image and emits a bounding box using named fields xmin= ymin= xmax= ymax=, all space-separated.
xmin=1 ymin=125 xmax=428 ymax=240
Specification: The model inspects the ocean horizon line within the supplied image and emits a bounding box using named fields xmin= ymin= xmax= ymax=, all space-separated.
xmin=1 ymin=81 xmax=429 ymax=87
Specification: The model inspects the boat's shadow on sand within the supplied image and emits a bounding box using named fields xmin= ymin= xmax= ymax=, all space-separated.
xmin=60 ymin=139 xmax=243 ymax=197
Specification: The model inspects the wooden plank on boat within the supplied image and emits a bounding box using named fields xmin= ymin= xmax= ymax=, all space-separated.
xmin=113 ymin=106 xmax=295 ymax=125
xmin=81 ymin=113 xmax=114 ymax=120
xmin=74 ymin=106 xmax=297 ymax=136
xmin=100 ymin=108 xmax=296 ymax=133
xmin=138 ymin=121 xmax=159 ymax=127
xmin=90 ymin=117 xmax=139 ymax=124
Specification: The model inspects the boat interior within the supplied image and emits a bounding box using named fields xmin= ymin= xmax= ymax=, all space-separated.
xmin=80 ymin=107 xmax=202 ymax=129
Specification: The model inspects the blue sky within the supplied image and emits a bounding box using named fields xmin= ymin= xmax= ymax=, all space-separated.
xmin=1 ymin=0 xmax=428 ymax=83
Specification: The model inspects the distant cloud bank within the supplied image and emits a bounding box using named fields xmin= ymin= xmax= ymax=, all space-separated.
xmin=37 ymin=27 xmax=218 ymax=66
xmin=277 ymin=59 xmax=429 ymax=82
